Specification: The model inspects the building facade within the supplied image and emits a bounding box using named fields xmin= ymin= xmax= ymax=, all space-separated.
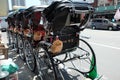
xmin=11 ymin=0 xmax=25 ymax=6
xmin=98 ymin=0 xmax=119 ymax=6
xmin=94 ymin=0 xmax=120 ymax=20
xmin=9 ymin=0 xmax=26 ymax=10
xmin=0 ymin=0 xmax=9 ymax=16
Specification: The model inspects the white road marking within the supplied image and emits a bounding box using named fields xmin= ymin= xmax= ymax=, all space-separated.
xmin=90 ymin=42 xmax=120 ymax=50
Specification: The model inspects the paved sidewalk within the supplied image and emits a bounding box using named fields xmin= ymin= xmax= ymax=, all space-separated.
xmin=8 ymin=49 xmax=38 ymax=80
xmin=0 ymin=31 xmax=38 ymax=80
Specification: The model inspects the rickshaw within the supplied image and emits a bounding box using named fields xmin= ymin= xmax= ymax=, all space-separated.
xmin=7 ymin=11 xmax=18 ymax=50
xmin=7 ymin=6 xmax=47 ymax=72
xmin=7 ymin=9 xmax=25 ymax=50
xmin=18 ymin=6 xmax=47 ymax=71
xmin=33 ymin=0 xmax=96 ymax=80
xmin=7 ymin=12 xmax=14 ymax=46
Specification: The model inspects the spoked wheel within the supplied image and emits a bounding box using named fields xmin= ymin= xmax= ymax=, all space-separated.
xmin=7 ymin=30 xmax=12 ymax=45
xmin=12 ymin=33 xmax=18 ymax=50
xmin=8 ymin=31 xmax=15 ymax=49
xmin=17 ymin=35 xmax=25 ymax=61
xmin=67 ymin=38 xmax=96 ymax=74
xmin=35 ymin=46 xmax=64 ymax=80
xmin=24 ymin=39 xmax=36 ymax=72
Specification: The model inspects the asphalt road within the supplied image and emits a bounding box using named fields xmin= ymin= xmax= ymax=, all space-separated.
xmin=81 ymin=29 xmax=120 ymax=80
xmin=1 ymin=29 xmax=120 ymax=80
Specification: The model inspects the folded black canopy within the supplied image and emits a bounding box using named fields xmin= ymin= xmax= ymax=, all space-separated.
xmin=43 ymin=1 xmax=94 ymax=34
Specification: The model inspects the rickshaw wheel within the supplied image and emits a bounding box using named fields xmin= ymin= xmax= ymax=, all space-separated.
xmin=24 ymin=39 xmax=36 ymax=72
xmin=7 ymin=30 xmax=12 ymax=45
xmin=35 ymin=46 xmax=64 ymax=80
xmin=67 ymin=38 xmax=96 ymax=74
xmin=12 ymin=33 xmax=18 ymax=49
xmin=17 ymin=35 xmax=25 ymax=61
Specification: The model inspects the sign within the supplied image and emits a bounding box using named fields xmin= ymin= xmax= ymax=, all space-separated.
xmin=114 ymin=8 xmax=120 ymax=21
xmin=108 ymin=0 xmax=112 ymax=2
xmin=0 ymin=0 xmax=9 ymax=16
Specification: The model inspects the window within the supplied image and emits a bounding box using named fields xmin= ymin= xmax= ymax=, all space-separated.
xmin=103 ymin=20 xmax=108 ymax=23
xmin=118 ymin=0 xmax=120 ymax=4
xmin=94 ymin=20 xmax=102 ymax=23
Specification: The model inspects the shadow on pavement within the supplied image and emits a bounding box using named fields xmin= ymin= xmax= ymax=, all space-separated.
xmin=8 ymin=50 xmax=38 ymax=80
